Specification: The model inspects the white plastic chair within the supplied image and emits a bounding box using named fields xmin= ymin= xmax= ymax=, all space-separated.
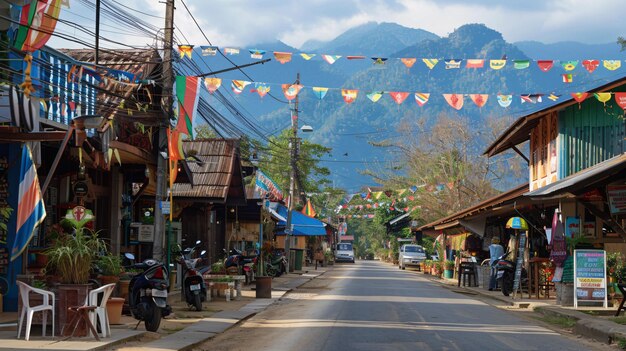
xmin=87 ymin=283 xmax=116 ymax=338
xmin=16 ymin=281 xmax=55 ymax=341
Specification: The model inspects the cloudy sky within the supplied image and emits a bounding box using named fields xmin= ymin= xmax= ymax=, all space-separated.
xmin=53 ymin=0 xmax=625 ymax=49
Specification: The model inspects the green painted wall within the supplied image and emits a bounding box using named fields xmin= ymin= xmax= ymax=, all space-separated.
xmin=559 ymin=88 xmax=626 ymax=178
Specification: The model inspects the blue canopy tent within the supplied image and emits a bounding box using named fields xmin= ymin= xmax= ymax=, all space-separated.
xmin=271 ymin=203 xmax=326 ymax=236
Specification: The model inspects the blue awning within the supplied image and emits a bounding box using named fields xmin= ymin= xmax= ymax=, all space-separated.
xmin=271 ymin=203 xmax=327 ymax=236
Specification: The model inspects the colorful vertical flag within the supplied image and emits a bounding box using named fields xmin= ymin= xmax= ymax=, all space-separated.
xmin=562 ymin=74 xmax=573 ymax=83
xmin=175 ymin=76 xmax=201 ymax=136
xmin=12 ymin=0 xmax=63 ymax=52
xmin=12 ymin=145 xmax=46 ymax=261
xmin=301 ymin=199 xmax=317 ymax=217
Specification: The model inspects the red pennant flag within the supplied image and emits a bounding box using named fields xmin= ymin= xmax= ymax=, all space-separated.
xmin=389 ymin=92 xmax=409 ymax=105
xmin=615 ymin=93 xmax=626 ymax=110
xmin=443 ymin=94 xmax=464 ymax=110
xmin=342 ymin=89 xmax=358 ymax=104
xmin=537 ymin=60 xmax=554 ymax=72
xmin=571 ymin=92 xmax=588 ymax=103
xmin=469 ymin=94 xmax=488 ymax=108
xmin=401 ymin=58 xmax=416 ymax=68
xmin=582 ymin=60 xmax=600 ymax=73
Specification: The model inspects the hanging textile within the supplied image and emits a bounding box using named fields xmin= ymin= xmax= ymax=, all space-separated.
xmin=422 ymin=58 xmax=439 ymax=69
xmin=367 ymin=91 xmax=383 ymax=102
xmin=513 ymin=60 xmax=530 ymax=69
xmin=465 ymin=59 xmax=484 ymax=68
xmin=497 ymin=94 xmax=513 ymax=107
xmin=444 ymin=59 xmax=462 ymax=69
xmin=414 ymin=93 xmax=430 ymax=107
xmin=469 ymin=94 xmax=488 ymax=108
xmin=273 ymin=52 xmax=293 ymax=64
xmin=175 ymin=76 xmax=201 ymax=136
xmin=582 ymin=59 xmax=599 ymax=73
xmin=443 ymin=93 xmax=464 ymax=110
xmin=561 ymin=60 xmax=579 ymax=71
xmin=389 ymin=92 xmax=409 ymax=105
xmin=231 ymin=80 xmax=251 ymax=94
xmin=12 ymin=0 xmax=63 ymax=52
xmin=537 ymin=60 xmax=554 ymax=72
xmin=282 ymin=84 xmax=303 ymax=101
xmin=341 ymin=89 xmax=358 ymax=104
xmin=311 ymin=87 xmax=328 ymax=100
xmin=603 ymin=60 xmax=621 ymax=71
xmin=489 ymin=59 xmax=506 ymax=70
xmin=204 ymin=78 xmax=221 ymax=93
xmin=300 ymin=53 xmax=316 ymax=60
xmin=322 ymin=55 xmax=342 ymax=64
xmin=401 ymin=58 xmax=417 ymax=68
xmin=200 ymin=46 xmax=218 ymax=56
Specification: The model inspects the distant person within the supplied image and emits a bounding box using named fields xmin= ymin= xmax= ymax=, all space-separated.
xmin=489 ymin=237 xmax=504 ymax=291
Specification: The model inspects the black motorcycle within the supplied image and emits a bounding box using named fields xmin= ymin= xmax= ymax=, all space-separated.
xmin=265 ymin=252 xmax=287 ymax=278
xmin=126 ymin=253 xmax=172 ymax=332
xmin=493 ymin=251 xmax=527 ymax=296
xmin=174 ymin=241 xmax=207 ymax=311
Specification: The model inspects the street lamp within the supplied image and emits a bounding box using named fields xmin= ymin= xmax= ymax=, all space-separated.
xmin=41 ymin=114 xmax=106 ymax=195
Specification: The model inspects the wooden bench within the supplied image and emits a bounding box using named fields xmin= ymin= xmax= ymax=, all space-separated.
xmin=203 ymin=275 xmax=246 ymax=300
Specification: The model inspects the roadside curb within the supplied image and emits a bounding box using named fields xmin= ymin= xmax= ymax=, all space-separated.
xmin=136 ymin=268 xmax=330 ymax=351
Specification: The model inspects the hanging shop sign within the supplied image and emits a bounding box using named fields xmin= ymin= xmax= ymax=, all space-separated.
xmin=574 ymin=249 xmax=607 ymax=308
xmin=139 ymin=224 xmax=155 ymax=242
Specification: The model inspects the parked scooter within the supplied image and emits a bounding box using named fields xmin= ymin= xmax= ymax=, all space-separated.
xmin=174 ymin=240 xmax=207 ymax=311
xmin=265 ymin=252 xmax=287 ymax=278
xmin=126 ymin=253 xmax=172 ymax=331
xmin=493 ymin=251 xmax=527 ymax=296
xmin=224 ymin=248 xmax=256 ymax=274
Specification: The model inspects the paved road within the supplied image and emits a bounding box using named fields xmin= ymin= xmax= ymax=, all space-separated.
xmin=195 ymin=260 xmax=605 ymax=351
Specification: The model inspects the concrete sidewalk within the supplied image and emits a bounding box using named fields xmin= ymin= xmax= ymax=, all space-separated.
xmin=0 ymin=266 xmax=329 ymax=351
xmin=117 ymin=267 xmax=329 ymax=351
xmin=419 ymin=268 xmax=626 ymax=346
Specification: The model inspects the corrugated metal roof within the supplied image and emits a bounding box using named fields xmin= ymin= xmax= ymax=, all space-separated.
xmin=525 ymin=153 xmax=626 ymax=198
xmin=60 ymin=48 xmax=162 ymax=125
xmin=419 ymin=183 xmax=529 ymax=231
xmin=173 ymin=139 xmax=242 ymax=201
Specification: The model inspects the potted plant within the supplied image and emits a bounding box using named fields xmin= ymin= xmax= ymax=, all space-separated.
xmin=325 ymin=250 xmax=334 ymax=266
xmin=423 ymin=260 xmax=432 ymax=274
xmin=96 ymin=254 xmax=123 ymax=286
xmin=44 ymin=227 xmax=106 ymax=336
xmin=432 ymin=261 xmax=442 ymax=276
xmin=444 ymin=260 xmax=455 ymax=279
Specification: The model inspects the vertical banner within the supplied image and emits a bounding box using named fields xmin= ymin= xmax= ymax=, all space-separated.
xmin=574 ymin=250 xmax=607 ymax=308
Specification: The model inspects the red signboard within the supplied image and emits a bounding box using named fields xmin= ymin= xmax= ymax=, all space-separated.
xmin=340 ymin=235 xmax=354 ymax=241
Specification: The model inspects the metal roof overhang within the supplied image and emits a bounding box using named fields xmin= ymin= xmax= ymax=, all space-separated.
xmin=484 ymin=76 xmax=626 ymax=158
xmin=525 ymin=153 xmax=626 ymax=199
xmin=419 ymin=183 xmax=529 ymax=231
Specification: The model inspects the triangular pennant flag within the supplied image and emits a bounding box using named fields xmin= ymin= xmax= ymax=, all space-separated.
xmin=561 ymin=60 xmax=579 ymax=71
xmin=389 ymin=92 xmax=409 ymax=105
xmin=301 ymin=199 xmax=317 ymax=217
xmin=497 ymin=94 xmax=513 ymax=107
xmin=594 ymin=92 xmax=611 ymax=105
xmin=367 ymin=91 xmax=383 ymax=103
xmin=312 ymin=87 xmax=328 ymax=100
xmin=582 ymin=60 xmax=600 ymax=73
xmin=282 ymin=84 xmax=303 ymax=101
xmin=204 ymin=77 xmax=221 ymax=93
xmin=409 ymin=186 xmax=418 ymax=193
xmin=414 ymin=93 xmax=430 ymax=107
xmin=253 ymin=83 xmax=271 ymax=98
xmin=200 ymin=46 xmax=218 ymax=56
xmin=346 ymin=55 xmax=365 ymax=60
xmin=466 ymin=59 xmax=484 ymax=68
xmin=571 ymin=92 xmax=589 ymax=106
xmin=513 ymin=60 xmax=530 ymax=69
xmin=443 ymin=94 xmax=464 ymax=110
xmin=61 ymin=0 xmax=70 ymax=8
xmin=562 ymin=74 xmax=573 ymax=83
xmin=489 ymin=59 xmax=506 ymax=70
xmin=273 ymin=51 xmax=293 ymax=64
xmin=537 ymin=60 xmax=554 ymax=72
xmin=371 ymin=57 xmax=388 ymax=65
xmin=615 ymin=93 xmax=626 ymax=110
xmin=547 ymin=93 xmax=561 ymax=101
xmin=603 ymin=60 xmax=622 ymax=71
xmin=341 ymin=89 xmax=358 ymax=104
xmin=444 ymin=59 xmax=462 ymax=69
xmin=300 ymin=53 xmax=316 ymax=60
xmin=401 ymin=58 xmax=417 ymax=68
xmin=469 ymin=94 xmax=488 ymax=108
xmin=422 ymin=58 xmax=439 ymax=69
xmin=231 ymin=80 xmax=251 ymax=94
xmin=521 ymin=94 xmax=542 ymax=104
xmin=322 ymin=55 xmax=341 ymax=64
xmin=224 ymin=47 xmax=240 ymax=55
xmin=249 ymin=49 xmax=266 ymax=59
xmin=178 ymin=45 xmax=193 ymax=59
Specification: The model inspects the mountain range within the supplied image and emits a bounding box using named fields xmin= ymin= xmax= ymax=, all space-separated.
xmin=188 ymin=22 xmax=626 ymax=192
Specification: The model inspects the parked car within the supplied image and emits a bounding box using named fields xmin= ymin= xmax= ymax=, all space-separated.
xmin=399 ymin=244 xmax=427 ymax=269
xmin=430 ymin=252 xmax=439 ymax=261
xmin=335 ymin=243 xmax=355 ymax=263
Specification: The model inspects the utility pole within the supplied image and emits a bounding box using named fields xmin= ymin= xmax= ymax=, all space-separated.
xmin=153 ymin=0 xmax=175 ymax=262
xmin=284 ymin=73 xmax=300 ymax=273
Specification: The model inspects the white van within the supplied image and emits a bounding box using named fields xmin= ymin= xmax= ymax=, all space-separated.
xmin=335 ymin=242 xmax=355 ymax=263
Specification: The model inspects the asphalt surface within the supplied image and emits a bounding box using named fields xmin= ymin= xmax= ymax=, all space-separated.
xmin=194 ymin=260 xmax=606 ymax=351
